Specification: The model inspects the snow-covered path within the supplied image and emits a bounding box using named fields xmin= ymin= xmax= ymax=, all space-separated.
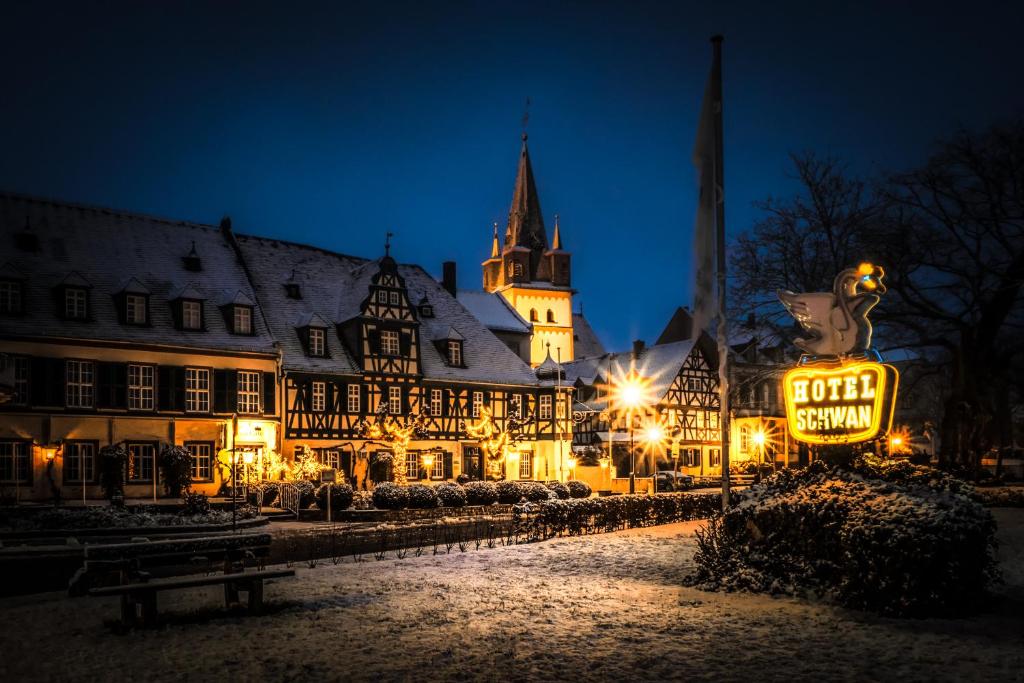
xmin=1 ymin=511 xmax=1022 ymax=682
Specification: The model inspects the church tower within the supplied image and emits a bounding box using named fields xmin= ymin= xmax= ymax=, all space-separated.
xmin=482 ymin=134 xmax=574 ymax=365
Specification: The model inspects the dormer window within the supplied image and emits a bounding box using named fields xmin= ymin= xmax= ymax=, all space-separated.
xmin=309 ymin=328 xmax=326 ymax=357
xmin=381 ymin=330 xmax=400 ymax=356
xmin=419 ymin=304 xmax=434 ymax=318
xmin=285 ymin=283 xmax=301 ymax=299
xmin=65 ymin=288 xmax=88 ymax=319
xmin=0 ymin=280 xmax=22 ymax=314
xmin=126 ymin=294 xmax=148 ymax=325
xmin=233 ymin=305 xmax=253 ymax=334
xmin=447 ymin=340 xmax=462 ymax=367
xmin=182 ymin=300 xmax=203 ymax=330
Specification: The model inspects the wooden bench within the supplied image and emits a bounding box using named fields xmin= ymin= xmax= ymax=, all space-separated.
xmin=89 ymin=568 xmax=295 ymax=628
xmin=69 ymin=533 xmax=273 ymax=596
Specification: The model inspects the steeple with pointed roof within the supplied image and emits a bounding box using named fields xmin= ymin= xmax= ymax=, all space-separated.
xmin=506 ymin=134 xmax=549 ymax=258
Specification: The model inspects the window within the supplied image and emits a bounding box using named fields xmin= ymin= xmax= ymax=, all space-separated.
xmin=556 ymin=396 xmax=567 ymax=419
xmin=684 ymin=448 xmax=700 ymax=467
xmin=318 ymin=449 xmax=341 ymax=471
xmin=127 ymin=443 xmax=156 ymax=482
xmin=518 ymin=451 xmax=532 ymax=479
xmin=381 ymin=330 xmax=400 ymax=355
xmin=389 ymin=386 xmax=402 ymax=414
xmin=546 ymin=309 xmax=555 ymax=323
xmin=389 ymin=291 xmax=400 ymax=305
xmin=312 ymin=381 xmax=326 ymax=412
xmin=127 ymin=364 xmax=155 ymax=411
xmin=66 ymin=360 xmax=94 ymax=408
xmin=347 ymin=384 xmax=361 ymax=413
xmin=65 ymin=288 xmax=87 ymax=319
xmin=237 ymin=371 xmax=261 ymax=414
xmin=539 ymin=394 xmax=553 ymax=420
xmin=404 ymin=455 xmax=419 ymax=480
xmin=0 ymin=281 xmax=21 ymax=314
xmin=64 ymin=442 xmax=96 ymax=483
xmin=126 ymin=294 xmax=147 ymax=324
xmin=709 ymin=448 xmax=722 ymax=468
xmin=2 ymin=356 xmax=28 ymax=405
xmin=472 ymin=391 xmax=483 ymax=418
xmin=187 ymin=442 xmax=213 ymax=481
xmin=233 ymin=306 xmax=252 ymax=334
xmin=377 ymin=290 xmax=388 ymax=303
xmin=185 ymin=368 xmax=210 ymax=413
xmin=430 ymin=388 xmax=442 ymax=416
xmin=529 ymin=308 xmax=539 ymax=322
xmin=509 ymin=394 xmax=522 ymax=418
xmin=309 ymin=328 xmax=325 ymax=357
xmin=512 ymin=262 xmax=523 ymax=278
xmin=688 ymin=377 xmax=699 ymax=392
xmin=182 ymin=300 xmax=202 ymax=330
xmin=739 ymin=425 xmax=750 ymax=454
xmin=431 ymin=454 xmax=444 ymax=480
xmin=447 ymin=340 xmax=461 ymax=366
xmin=0 ymin=441 xmax=30 ymax=484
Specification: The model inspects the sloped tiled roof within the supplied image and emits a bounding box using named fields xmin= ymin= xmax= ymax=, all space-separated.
xmin=456 ymin=289 xmax=531 ymax=334
xmin=0 ymin=192 xmax=277 ymax=355
xmin=572 ymin=312 xmax=605 ymax=359
xmin=563 ymin=340 xmax=698 ymax=410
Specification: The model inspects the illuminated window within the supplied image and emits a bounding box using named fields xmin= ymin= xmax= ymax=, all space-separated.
xmin=233 ymin=305 xmax=252 ymax=334
xmin=127 ymin=442 xmax=156 ymax=482
xmin=709 ymin=448 xmax=721 ymax=468
xmin=64 ymin=441 xmax=95 ymax=483
xmin=65 ymin=288 xmax=87 ymax=319
xmin=431 ymin=454 xmax=444 ymax=480
xmin=187 ymin=442 xmax=213 ymax=481
xmin=513 ymin=262 xmax=524 ymax=278
xmin=539 ymin=395 xmax=552 ymax=420
xmin=347 ymin=384 xmax=360 ymax=413
xmin=430 ymin=388 xmax=442 ymax=416
xmin=389 ymin=386 xmax=402 ymax=414
xmin=557 ymin=396 xmax=567 ymax=419
xmin=447 ymin=340 xmax=461 ymax=366
xmin=66 ymin=360 xmax=94 ymax=408
xmin=182 ymin=300 xmax=202 ymax=329
xmin=237 ymin=371 xmax=261 ymax=414
xmin=185 ymin=368 xmax=210 ymax=413
xmin=318 ymin=449 xmax=341 ymax=471
xmin=0 ymin=441 xmax=30 ymax=484
xmin=0 ymin=281 xmax=22 ymax=314
xmin=739 ymin=425 xmax=750 ymax=454
xmin=518 ymin=452 xmax=532 ymax=479
xmin=472 ymin=391 xmax=483 ymax=418
xmin=406 ymin=455 xmax=419 ymax=480
xmin=309 ymin=328 xmax=326 ymax=357
xmin=381 ymin=330 xmax=400 ymax=355
xmin=127 ymin=364 xmax=155 ymax=411
xmin=509 ymin=394 xmax=522 ymax=418
xmin=312 ymin=381 xmax=326 ymax=412
xmin=126 ymin=294 xmax=147 ymax=324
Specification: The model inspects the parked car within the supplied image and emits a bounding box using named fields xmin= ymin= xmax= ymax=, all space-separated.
xmin=654 ymin=471 xmax=694 ymax=492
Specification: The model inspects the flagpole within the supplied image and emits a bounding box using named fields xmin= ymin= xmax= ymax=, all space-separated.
xmin=711 ymin=35 xmax=731 ymax=510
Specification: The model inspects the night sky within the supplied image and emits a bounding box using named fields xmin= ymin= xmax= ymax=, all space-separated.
xmin=3 ymin=1 xmax=1022 ymax=351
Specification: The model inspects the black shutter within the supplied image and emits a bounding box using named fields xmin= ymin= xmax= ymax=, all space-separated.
xmin=399 ymin=330 xmax=411 ymax=356
xmin=173 ymin=367 xmax=186 ymax=411
xmin=158 ymin=366 xmax=173 ymax=411
xmin=296 ymin=327 xmax=308 ymax=354
xmin=113 ymin=293 xmax=127 ymax=325
xmin=262 ymin=372 xmax=275 ymax=415
xmin=170 ymin=300 xmax=182 ymax=330
xmin=96 ymin=362 xmax=115 ymax=409
xmin=213 ymin=370 xmax=229 ymax=413
xmin=361 ymin=384 xmax=370 ymax=414
xmin=47 ymin=358 xmax=64 ymax=406
xmin=443 ymin=453 xmax=453 ymax=480
xmin=112 ymin=363 xmax=127 ymax=409
xmin=30 ymin=357 xmax=47 ymax=406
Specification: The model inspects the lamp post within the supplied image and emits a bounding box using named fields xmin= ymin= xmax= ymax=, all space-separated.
xmin=420 ymin=452 xmax=435 ymax=481
xmin=609 ymin=372 xmax=648 ymax=494
xmin=642 ymin=423 xmax=666 ymax=492
xmin=752 ymin=427 xmax=766 ymax=482
xmin=566 ymin=456 xmax=577 ymax=481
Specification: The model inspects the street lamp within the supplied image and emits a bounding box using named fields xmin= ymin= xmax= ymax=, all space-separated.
xmin=605 ymin=369 xmax=654 ymax=494
xmin=420 ymin=452 xmax=435 ymax=480
xmin=566 ymin=456 xmax=577 ymax=481
xmin=641 ymin=422 xmax=666 ymax=491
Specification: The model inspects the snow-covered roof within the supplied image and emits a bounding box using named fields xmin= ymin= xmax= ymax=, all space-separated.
xmin=456 ymin=289 xmax=531 ymax=334
xmin=572 ymin=312 xmax=605 ymax=359
xmin=564 ymin=340 xmax=699 ymax=410
xmin=0 ymin=192 xmax=277 ymax=355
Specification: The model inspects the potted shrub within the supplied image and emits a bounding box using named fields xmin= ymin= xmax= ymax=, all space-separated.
xmin=98 ymin=444 xmax=128 ymax=501
xmin=315 ymin=482 xmax=355 ymax=511
xmin=159 ymin=445 xmax=193 ymax=498
xmin=372 ymin=482 xmax=408 ymax=510
xmin=406 ymin=484 xmax=439 ymax=509
xmin=463 ymin=481 xmax=499 ymax=506
xmin=435 ymin=482 xmax=467 ymax=507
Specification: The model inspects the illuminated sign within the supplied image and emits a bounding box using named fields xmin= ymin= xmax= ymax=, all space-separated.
xmin=783 ymin=361 xmax=898 ymax=444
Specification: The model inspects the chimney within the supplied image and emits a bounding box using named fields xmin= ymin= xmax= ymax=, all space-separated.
xmin=632 ymin=339 xmax=645 ymax=360
xmin=442 ymin=261 xmax=457 ymax=296
xmin=219 ymin=215 xmax=232 ymax=234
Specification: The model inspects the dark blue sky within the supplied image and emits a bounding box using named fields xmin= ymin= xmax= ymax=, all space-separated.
xmin=3 ymin=1 xmax=1022 ymax=351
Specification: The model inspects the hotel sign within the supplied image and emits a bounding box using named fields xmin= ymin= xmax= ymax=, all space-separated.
xmin=783 ymin=361 xmax=898 ymax=445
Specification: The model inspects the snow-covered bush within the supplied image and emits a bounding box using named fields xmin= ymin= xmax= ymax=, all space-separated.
xmin=372 ymin=482 xmax=408 ymax=510
xmin=496 ymin=481 xmax=524 ymax=504
xmin=98 ymin=444 xmax=128 ymax=499
xmin=974 ymin=487 xmax=1024 ymax=507
xmin=515 ymin=492 xmax=721 ymax=537
xmin=315 ymin=482 xmax=354 ymax=511
xmin=519 ymin=481 xmax=552 ymax=502
xmin=406 ymin=484 xmax=439 ymax=509
xmin=686 ymin=464 xmax=999 ymax=617
xmin=247 ymin=481 xmax=280 ymax=507
xmin=546 ymin=481 xmax=570 ymax=499
xmin=182 ymin=491 xmax=210 ymax=515
xmin=463 ymin=481 xmax=499 ymax=506
xmin=351 ymin=491 xmax=374 ymax=510
xmin=292 ymin=480 xmax=317 ymax=509
xmin=159 ymin=445 xmax=193 ymax=497
xmin=435 ymin=482 xmax=467 ymax=507
xmin=567 ymin=481 xmax=592 ymax=499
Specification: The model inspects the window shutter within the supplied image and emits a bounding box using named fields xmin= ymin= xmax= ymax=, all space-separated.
xmin=420 ymin=458 xmax=428 ymax=480
xmin=173 ymin=367 xmax=186 ymax=411
xmin=113 ymin=292 xmax=127 ymax=325
xmin=171 ymin=300 xmax=183 ymax=330
xmin=326 ymin=382 xmax=335 ymax=412
xmin=399 ymin=330 xmax=411 ymax=356
xmin=112 ymin=363 xmax=127 ymax=409
xmin=96 ymin=362 xmax=115 ymax=409
xmin=158 ymin=366 xmax=173 ymax=411
xmin=213 ymin=369 xmax=235 ymax=413
xmin=46 ymin=358 xmax=64 ymax=406
xmin=361 ymin=384 xmax=370 ymax=414
xmin=443 ymin=453 xmax=453 ymax=480
xmin=296 ymin=327 xmax=309 ymax=354
xmin=30 ymin=357 xmax=47 ymax=406
xmin=262 ymin=372 xmax=276 ymax=415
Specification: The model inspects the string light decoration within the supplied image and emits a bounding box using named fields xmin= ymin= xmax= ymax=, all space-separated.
xmin=462 ymin=406 xmax=534 ymax=480
xmin=356 ymin=403 xmax=429 ymax=486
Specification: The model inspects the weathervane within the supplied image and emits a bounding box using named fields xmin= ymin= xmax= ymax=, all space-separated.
xmin=384 ymin=231 xmax=394 ymax=257
xmin=521 ymin=97 xmax=531 ymax=138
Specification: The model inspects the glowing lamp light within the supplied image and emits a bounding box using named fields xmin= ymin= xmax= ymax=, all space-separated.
xmin=752 ymin=430 xmax=766 ymax=448
xmin=420 ymin=453 xmax=436 ymax=470
xmin=643 ymin=425 xmax=666 ymax=444
xmin=243 ymin=451 xmax=255 ymax=465
xmin=598 ymin=456 xmax=610 ymax=469
xmin=43 ymin=446 xmax=59 ymax=461
xmin=566 ymin=456 xmax=577 ymax=470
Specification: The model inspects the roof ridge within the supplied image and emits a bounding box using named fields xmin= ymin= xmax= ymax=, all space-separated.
xmin=1 ymin=190 xmax=221 ymax=233
xmin=234 ymin=231 xmax=370 ymax=264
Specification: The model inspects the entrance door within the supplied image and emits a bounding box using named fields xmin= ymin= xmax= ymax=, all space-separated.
xmin=462 ymin=446 xmax=481 ymax=480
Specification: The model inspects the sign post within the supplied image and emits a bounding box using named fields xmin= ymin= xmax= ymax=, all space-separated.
xmin=321 ymin=468 xmax=336 ymax=523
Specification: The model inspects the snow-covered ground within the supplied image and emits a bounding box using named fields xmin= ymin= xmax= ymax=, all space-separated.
xmin=1 ymin=510 xmax=1022 ymax=682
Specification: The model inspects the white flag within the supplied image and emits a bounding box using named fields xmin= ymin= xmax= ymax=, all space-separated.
xmin=691 ymin=68 xmax=717 ymax=341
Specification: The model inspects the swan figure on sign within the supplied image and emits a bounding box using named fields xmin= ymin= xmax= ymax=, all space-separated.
xmin=777 ymin=263 xmax=886 ymax=357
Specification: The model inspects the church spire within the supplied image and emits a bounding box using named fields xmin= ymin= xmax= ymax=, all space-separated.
xmin=551 ymin=214 xmax=562 ymax=250
xmin=490 ymin=221 xmax=500 ymax=258
xmin=506 ymin=133 xmax=548 ymax=255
